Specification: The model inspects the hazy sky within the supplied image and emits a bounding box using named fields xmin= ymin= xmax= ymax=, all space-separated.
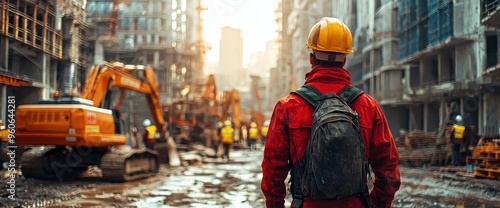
xmin=203 ymin=0 xmax=279 ymax=66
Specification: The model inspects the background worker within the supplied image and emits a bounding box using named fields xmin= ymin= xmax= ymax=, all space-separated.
xmin=214 ymin=121 xmax=224 ymax=157
xmin=450 ymin=115 xmax=466 ymax=166
xmin=142 ymin=119 xmax=157 ymax=150
xmin=261 ymin=121 xmax=269 ymax=145
xmin=220 ymin=120 xmax=234 ymax=161
xmin=247 ymin=122 xmax=259 ymax=150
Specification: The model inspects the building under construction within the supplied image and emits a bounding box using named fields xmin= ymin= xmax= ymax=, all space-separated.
xmin=273 ymin=0 xmax=500 ymax=138
xmin=85 ymin=0 xmax=208 ymax=131
xmin=0 ymin=0 xmax=209 ymax=133
xmin=0 ymin=0 xmax=92 ymax=123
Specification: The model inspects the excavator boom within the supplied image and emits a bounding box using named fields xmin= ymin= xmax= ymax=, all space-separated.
xmin=221 ymin=89 xmax=241 ymax=128
xmin=81 ymin=62 xmax=166 ymax=138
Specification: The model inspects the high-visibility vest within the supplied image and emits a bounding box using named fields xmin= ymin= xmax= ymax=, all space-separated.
xmin=249 ymin=127 xmax=259 ymax=138
xmin=220 ymin=126 xmax=234 ymax=144
xmin=453 ymin=124 xmax=465 ymax=139
xmin=261 ymin=126 xmax=268 ymax=136
xmin=145 ymin=125 xmax=157 ymax=140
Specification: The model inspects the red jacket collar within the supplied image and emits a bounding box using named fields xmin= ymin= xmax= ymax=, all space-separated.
xmin=304 ymin=65 xmax=352 ymax=86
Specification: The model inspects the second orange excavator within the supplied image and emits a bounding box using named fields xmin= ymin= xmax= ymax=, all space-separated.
xmin=15 ymin=62 xmax=180 ymax=181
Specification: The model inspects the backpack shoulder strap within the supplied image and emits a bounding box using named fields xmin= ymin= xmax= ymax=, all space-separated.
xmin=290 ymin=84 xmax=323 ymax=108
xmin=337 ymin=84 xmax=364 ymax=105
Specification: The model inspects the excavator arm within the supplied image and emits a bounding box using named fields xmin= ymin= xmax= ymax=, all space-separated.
xmin=221 ymin=89 xmax=241 ymax=129
xmin=202 ymin=74 xmax=218 ymax=117
xmin=81 ymin=62 xmax=166 ymax=140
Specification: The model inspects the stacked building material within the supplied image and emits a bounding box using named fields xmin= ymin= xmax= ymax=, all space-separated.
xmin=398 ymin=129 xmax=448 ymax=166
xmin=467 ymin=136 xmax=500 ymax=180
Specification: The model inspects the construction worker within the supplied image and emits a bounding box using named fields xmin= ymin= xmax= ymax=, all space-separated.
xmin=220 ymin=120 xmax=234 ymax=161
xmin=261 ymin=17 xmax=401 ymax=207
xmin=247 ymin=122 xmax=259 ymax=150
xmin=450 ymin=115 xmax=466 ymax=166
xmin=142 ymin=119 xmax=157 ymax=150
xmin=213 ymin=121 xmax=224 ymax=156
xmin=261 ymin=121 xmax=269 ymax=145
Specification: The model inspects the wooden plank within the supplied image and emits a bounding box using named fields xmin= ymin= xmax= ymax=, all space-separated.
xmin=32 ymin=2 xmax=37 ymax=46
xmin=474 ymin=168 xmax=500 ymax=180
xmin=0 ymin=0 xmax=4 ymax=34
xmin=23 ymin=15 xmax=27 ymax=42
xmin=456 ymin=171 xmax=475 ymax=178
xmin=42 ymin=4 xmax=48 ymax=51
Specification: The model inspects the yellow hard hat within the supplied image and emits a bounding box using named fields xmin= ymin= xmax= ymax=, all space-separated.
xmin=224 ymin=120 xmax=231 ymax=126
xmin=218 ymin=121 xmax=223 ymax=127
xmin=250 ymin=122 xmax=257 ymax=127
xmin=306 ymin=17 xmax=353 ymax=54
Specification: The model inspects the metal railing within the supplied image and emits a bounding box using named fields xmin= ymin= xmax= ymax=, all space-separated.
xmin=482 ymin=0 xmax=500 ymax=19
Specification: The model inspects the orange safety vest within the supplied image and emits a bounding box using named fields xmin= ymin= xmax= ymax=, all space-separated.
xmin=453 ymin=124 xmax=465 ymax=139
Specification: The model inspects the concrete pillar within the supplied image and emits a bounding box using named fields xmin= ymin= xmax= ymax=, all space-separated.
xmin=423 ymin=102 xmax=429 ymax=132
xmin=1 ymin=86 xmax=6 ymax=123
xmin=39 ymin=53 xmax=50 ymax=99
xmin=0 ymin=37 xmax=8 ymax=68
xmin=477 ymin=95 xmax=486 ymax=134
xmin=154 ymin=51 xmax=159 ymax=68
xmin=497 ymin=33 xmax=500 ymax=63
xmin=459 ymin=96 xmax=465 ymax=124
xmin=94 ymin=42 xmax=104 ymax=65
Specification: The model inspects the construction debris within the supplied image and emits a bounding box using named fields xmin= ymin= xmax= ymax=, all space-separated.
xmin=397 ymin=130 xmax=448 ymax=167
xmin=467 ymin=136 xmax=500 ymax=180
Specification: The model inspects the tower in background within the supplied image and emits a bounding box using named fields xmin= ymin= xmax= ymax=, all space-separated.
xmin=218 ymin=26 xmax=244 ymax=90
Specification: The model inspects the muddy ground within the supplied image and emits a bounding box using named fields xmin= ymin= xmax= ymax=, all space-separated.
xmin=1 ymin=144 xmax=500 ymax=208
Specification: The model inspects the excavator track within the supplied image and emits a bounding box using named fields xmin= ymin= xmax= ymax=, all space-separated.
xmin=100 ymin=146 xmax=159 ymax=182
xmin=20 ymin=146 xmax=57 ymax=179
xmin=20 ymin=146 xmax=88 ymax=180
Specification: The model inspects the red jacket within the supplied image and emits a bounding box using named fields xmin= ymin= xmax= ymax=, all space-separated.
xmin=261 ymin=65 xmax=401 ymax=208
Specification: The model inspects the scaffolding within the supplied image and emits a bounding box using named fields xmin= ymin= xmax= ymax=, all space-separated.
xmin=0 ymin=0 xmax=62 ymax=58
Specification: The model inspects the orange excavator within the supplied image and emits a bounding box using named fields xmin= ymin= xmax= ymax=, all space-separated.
xmin=220 ymin=88 xmax=241 ymax=130
xmin=164 ymin=74 xmax=219 ymax=144
xmin=15 ymin=62 xmax=180 ymax=181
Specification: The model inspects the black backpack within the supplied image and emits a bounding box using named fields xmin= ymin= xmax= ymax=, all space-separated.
xmin=290 ymin=84 xmax=371 ymax=208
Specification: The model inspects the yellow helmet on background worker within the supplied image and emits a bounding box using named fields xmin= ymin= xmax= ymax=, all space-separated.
xmin=218 ymin=121 xmax=224 ymax=128
xmin=306 ymin=17 xmax=353 ymax=62
xmin=250 ymin=122 xmax=257 ymax=128
xmin=224 ymin=120 xmax=231 ymax=126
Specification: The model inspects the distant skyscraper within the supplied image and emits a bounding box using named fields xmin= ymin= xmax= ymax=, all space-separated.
xmin=218 ymin=26 xmax=244 ymax=89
